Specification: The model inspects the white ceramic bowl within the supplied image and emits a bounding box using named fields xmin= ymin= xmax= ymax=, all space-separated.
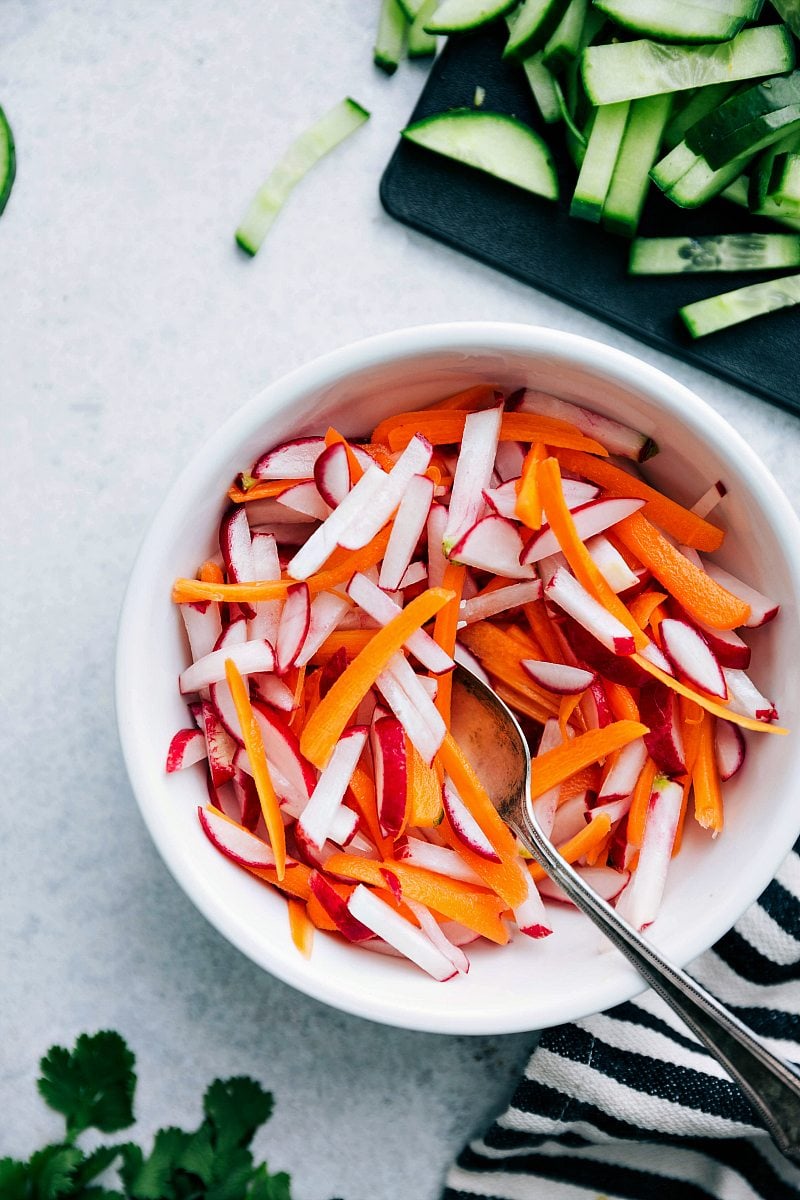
xmin=116 ymin=323 xmax=800 ymax=1035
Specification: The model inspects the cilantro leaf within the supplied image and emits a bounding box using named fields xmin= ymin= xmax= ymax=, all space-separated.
xmin=73 ymin=1146 xmax=124 ymax=1189
xmin=203 ymin=1078 xmax=274 ymax=1153
xmin=174 ymin=1128 xmax=215 ymax=1186
xmin=38 ymin=1033 xmax=136 ymax=1138
xmin=247 ymin=1166 xmax=293 ymax=1200
xmin=0 ymin=1158 xmax=29 ymax=1200
xmin=28 ymin=1145 xmax=84 ymax=1199
xmin=124 ymin=1128 xmax=189 ymax=1200
xmin=204 ymin=1147 xmax=256 ymax=1200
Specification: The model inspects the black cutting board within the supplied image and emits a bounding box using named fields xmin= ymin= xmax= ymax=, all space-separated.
xmin=380 ymin=23 xmax=800 ymax=417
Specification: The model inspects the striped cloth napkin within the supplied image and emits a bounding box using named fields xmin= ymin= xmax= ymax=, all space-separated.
xmin=444 ymin=839 xmax=800 ymax=1200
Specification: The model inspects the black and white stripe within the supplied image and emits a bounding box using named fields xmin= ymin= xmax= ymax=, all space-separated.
xmin=444 ymin=842 xmax=800 ymax=1200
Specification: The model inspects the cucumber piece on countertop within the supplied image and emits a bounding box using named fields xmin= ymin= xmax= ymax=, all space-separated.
xmin=723 ymin=173 xmax=800 ymax=229
xmin=402 ymin=109 xmax=559 ymax=198
xmin=235 ymin=99 xmax=370 ymax=256
xmin=749 ymin=130 xmax=800 ymax=210
xmin=522 ymin=51 xmax=563 ymax=123
xmin=593 ymin=0 xmax=748 ymax=44
xmin=602 ymin=92 xmax=673 ymax=236
xmin=769 ymin=148 xmax=800 ymax=215
xmin=581 ymin=25 xmax=795 ymax=107
xmin=570 ymin=100 xmax=630 ymax=221
xmin=542 ymin=0 xmax=588 ymax=71
xmin=679 ymin=273 xmax=800 ymax=336
xmin=375 ymin=0 xmax=408 ymax=74
xmin=685 ymin=72 xmax=800 ymax=169
xmin=504 ymin=0 xmax=571 ymax=60
xmin=425 ymin=0 xmax=519 ymax=33
xmin=0 ymin=106 xmax=15 ymax=217
xmin=409 ymin=0 xmax=438 ymax=55
xmin=651 ymin=140 xmax=755 ymax=207
xmin=662 ymin=82 xmax=739 ymax=151
xmin=772 ymin=0 xmax=800 ymax=38
xmin=630 ymin=232 xmax=800 ymax=273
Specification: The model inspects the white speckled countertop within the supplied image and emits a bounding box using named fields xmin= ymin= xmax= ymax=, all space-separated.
xmin=2 ymin=2 xmax=799 ymax=1196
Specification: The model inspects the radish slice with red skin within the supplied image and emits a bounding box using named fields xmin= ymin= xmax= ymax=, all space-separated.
xmin=639 ymin=640 xmax=675 ymax=677
xmin=513 ymin=871 xmax=552 ymax=939
xmin=584 ymin=534 xmax=639 ymax=594
xmin=703 ymin=562 xmax=779 ymax=628
xmin=371 ymin=716 xmax=408 ymax=838
xmin=198 ymin=805 xmax=279 ymax=869
xmin=691 ymin=480 xmax=727 ymax=519
xmin=520 ymin=497 xmax=646 ymax=565
xmin=179 ymin=639 xmax=275 ymax=694
xmin=275 ymin=582 xmax=311 ymax=675
xmin=597 ymin=737 xmax=648 ymax=802
xmin=531 ymin=719 xmax=568 ymax=838
xmin=438 ymin=921 xmax=482 ymax=947
xmin=536 ymin=552 xmax=568 ymax=589
xmin=220 ymin=507 xmax=255 ymax=582
xmin=722 ymin=668 xmax=778 ymax=722
xmin=616 ymin=777 xmax=683 ymax=931
xmin=181 ymin=602 xmax=222 ymax=663
xmin=715 ymin=719 xmax=747 ymax=780
xmin=253 ymin=436 xmax=327 ymax=480
xmin=494 ymin=439 xmax=526 ymax=482
xmin=450 ymin=515 xmax=536 ymax=580
xmin=248 ymin=533 xmax=282 ymax=645
xmin=197 ymin=700 xmax=238 ymax=785
xmin=561 ymin=617 xmax=650 ymax=687
xmin=546 ymin=568 xmax=635 ymax=655
xmin=314 ymin=442 xmax=352 ymax=507
xmin=550 ymin=793 xmax=590 ymax=845
xmin=538 ymin=866 xmax=630 ymax=905
xmin=375 ymin=657 xmax=446 ymax=765
xmin=512 ymin=389 xmax=656 ymax=462
xmin=309 ymin=872 xmax=374 ymax=942
xmin=287 ymin=465 xmax=389 ymax=579
xmin=346 ymin=573 xmax=454 ymax=675
xmin=379 ymin=473 xmax=435 ymax=592
xmin=276 ymin=480 xmax=331 ymax=522
xmin=405 ymin=899 xmax=470 ymax=974
xmin=482 ymin=481 xmax=520 ymax=520
xmin=294 ymin=591 xmax=352 ymax=668
xmin=338 ymin=435 xmax=433 ymax=552
xmin=397 ymin=837 xmax=485 ymax=886
xmin=297 ymin=726 xmax=368 ymax=852
xmin=590 ymin=793 xmax=634 ymax=828
xmin=231 ymin=768 xmax=261 ymax=831
xmin=250 ymin=701 xmax=316 ymax=799
xmin=243 ymin=498 xmax=317 ymax=526
xmin=443 ymin=404 xmax=503 ymax=553
xmin=347 ymin=885 xmax=458 ymax=980
xmin=399 ymin=560 xmax=427 ymax=589
xmin=687 ymin=618 xmax=750 ymax=671
xmin=426 ymin=502 xmax=449 ymax=588
xmin=521 ymin=659 xmax=595 ymax=696
xmin=484 ymin=473 xmax=603 ymax=518
xmin=166 ymin=728 xmax=207 ymax=773
xmin=442 ymin=780 xmax=502 ymax=863
xmin=582 ymin=679 xmax=613 ymax=730
xmin=459 ymin=580 xmax=542 ymax=626
xmin=659 ymin=618 xmax=727 ymax=700
xmin=639 ymin=684 xmax=686 ymax=777
xmin=453 ymin=642 xmax=490 ymax=686
xmin=250 ymin=672 xmax=296 ymax=712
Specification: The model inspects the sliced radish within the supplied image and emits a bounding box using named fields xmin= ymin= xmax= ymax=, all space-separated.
xmin=275 ymin=582 xmax=311 ymax=675
xmin=546 ymin=568 xmax=635 ymax=655
xmin=166 ymin=728 xmax=207 ymax=773
xmin=442 ymin=780 xmax=501 ymax=863
xmin=512 ymin=871 xmax=552 ymax=939
xmin=248 ymin=533 xmax=282 ymax=645
xmin=276 ymin=480 xmax=331 ymax=522
xmin=297 ymin=726 xmax=368 ymax=851
xmin=453 ymin=642 xmax=490 ymax=686
xmin=521 ymin=659 xmax=595 ymax=695
xmin=639 ymin=640 xmax=675 ymax=677
xmin=346 ymin=573 xmax=454 ymax=675
xmin=426 ymin=502 xmax=449 ymax=588
xmin=589 ymin=793 xmax=634 ymax=828
xmin=703 ymin=562 xmax=779 ymax=627
xmin=379 ymin=473 xmax=435 ymax=592
xmin=536 ymin=551 xmax=568 ymax=589
xmin=243 ymin=498 xmax=317 ymax=526
xmin=220 ymin=506 xmax=254 ymax=581
xmin=397 ymin=837 xmax=484 ymax=885
xmin=585 ymin=534 xmax=639 ymax=594
xmin=598 ymin=737 xmax=647 ymax=802
xmin=639 ymin=684 xmax=686 ymax=778
xmin=251 ymin=701 xmax=316 ymax=799
xmin=180 ymin=602 xmax=222 ymax=663
xmin=399 ymin=560 xmax=427 ymax=589
xmin=582 ymin=679 xmax=613 ymax=730
xmin=198 ymin=805 xmax=277 ymax=869
xmin=531 ymin=719 xmax=567 ymax=838
xmin=538 ymin=866 xmax=630 ymax=905
xmin=691 ymin=480 xmax=727 ymax=518
xmin=371 ymin=716 xmax=408 ymax=838
xmin=443 ymin=403 xmax=503 ymax=552
xmin=347 ymin=886 xmax=457 ymax=980
xmin=197 ymin=699 xmax=237 ymax=786
xmin=250 ymin=672 xmax=296 ymax=712
xmin=487 ymin=474 xmax=602 ymax=516
xmin=512 ymin=390 xmax=656 ymax=462
xmin=376 ymin=654 xmax=446 ymax=765
xmin=561 ymin=617 xmax=649 ymax=686
xmin=520 ymin=497 xmax=645 ymax=565
xmin=459 ymin=580 xmax=542 ymax=626
xmin=449 ymin=515 xmax=536 ymax=580
xmin=252 ymin=436 xmax=326 ymax=480
xmin=561 ymin=477 xmax=602 ymax=507
xmin=314 ymin=441 xmax=352 ymax=507
xmin=404 ymin=898 xmax=470 ymax=974
xmin=493 ymin=439 xmax=526 ymax=482
xmin=338 ymin=434 xmax=433 ymax=552
xmin=658 ymin=618 xmax=727 ymax=700
xmin=295 ymin=591 xmax=352 ymax=668
xmin=686 ymin=618 xmax=750 ymax=671
xmin=309 ymin=872 xmax=373 ymax=942
xmin=715 ymin=720 xmax=746 ymax=781
xmin=287 ymin=465 xmax=389 ymax=579
xmin=616 ymin=777 xmax=683 ymax=930
xmin=179 ymin=638 xmax=275 ymax=695
xmin=231 ymin=768 xmax=261 ymax=831
xmin=550 ymin=793 xmax=590 ymax=845
xmin=722 ymin=668 xmax=778 ymax=722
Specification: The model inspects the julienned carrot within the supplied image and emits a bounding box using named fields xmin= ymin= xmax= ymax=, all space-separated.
xmin=430 ymin=383 xmax=501 ymax=411
xmin=679 ymin=696 xmax=704 ymax=777
xmin=554 ymin=448 xmax=725 ymax=552
xmin=301 ymin=587 xmax=455 ymax=768
xmin=529 ymin=813 xmax=613 ymax=881
xmin=249 ymin=861 xmax=312 ymax=900
xmin=438 ymin=815 xmax=530 ymax=910
xmin=376 ymin=411 xmax=609 ymax=456
xmin=529 ymin=720 xmax=648 ymax=802
xmin=559 ymin=763 xmax=601 ymax=802
xmin=494 ymin=682 xmax=556 ymax=728
xmin=287 ymin=898 xmax=314 ymax=958
xmin=348 ymin=765 xmax=393 ymax=859
xmin=634 ymin=653 xmax=787 ymax=735
xmin=626 ymin=757 xmax=658 ymax=849
xmin=671 ymin=779 xmax=692 ymax=858
xmin=628 ymin=589 xmax=668 ymax=631
xmin=559 ymin=693 xmax=583 ymax=740
xmin=310 ymin=630 xmax=376 ymax=663
xmin=198 ymin=560 xmax=225 ymax=584
xmin=604 ymin=680 xmax=640 ymax=724
xmin=324 ymin=853 xmax=510 ymax=944
xmin=523 ymin=600 xmax=563 ymax=663
xmin=515 ymin=442 xmax=547 ymax=530
xmin=615 ymin=512 xmax=749 ymax=631
xmin=433 ymin=562 xmax=466 ymax=725
xmin=458 ymin=622 xmax=561 ymax=717
xmin=228 ymin=479 xmax=294 ymax=502
xmin=225 ymin=658 xmax=287 ymax=879
xmin=324 ymin=427 xmax=365 ymax=482
xmin=172 ymin=526 xmax=392 ymax=604
xmin=537 ymin=456 xmax=649 ymax=652
xmin=693 ymin=712 xmax=723 ymax=833
xmin=361 ymin=443 xmax=396 ymax=471
xmin=407 ymin=744 xmax=444 ymax=827
xmin=436 ymin=732 xmax=522 ymax=866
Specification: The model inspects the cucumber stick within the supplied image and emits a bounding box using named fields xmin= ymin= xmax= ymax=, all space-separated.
xmin=522 ymin=51 xmax=563 ymax=123
xmin=375 ymin=0 xmax=407 ymax=74
xmin=504 ymin=0 xmax=571 ymax=60
xmin=685 ymin=72 xmax=800 ymax=169
xmin=409 ymin=0 xmax=438 ymax=55
xmin=749 ymin=131 xmax=800 ymax=209
xmin=630 ymin=233 xmax=800 ymax=273
xmin=680 ymin=273 xmax=800 ymax=336
xmin=652 ymin=141 xmax=756 ymax=207
xmin=570 ymin=101 xmax=630 ymax=221
xmin=772 ymin=0 xmax=800 ymax=38
xmin=235 ymin=99 xmax=370 ymax=256
xmin=542 ymin=0 xmax=588 ymax=71
xmin=425 ymin=0 xmax=518 ymax=32
xmin=594 ymin=0 xmax=748 ymax=43
xmin=603 ymin=93 xmax=673 ymax=235
xmin=723 ymin=174 xmax=800 ymax=229
xmin=0 ymin=106 xmax=15 ymax=216
xmin=663 ymin=82 xmax=739 ymax=151
xmin=582 ymin=25 xmax=795 ymax=106
xmin=769 ymin=146 xmax=800 ymax=213
xmin=402 ymin=110 xmax=559 ymax=198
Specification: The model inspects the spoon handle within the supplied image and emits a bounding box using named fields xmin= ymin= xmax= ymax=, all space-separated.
xmin=514 ymin=810 xmax=800 ymax=1162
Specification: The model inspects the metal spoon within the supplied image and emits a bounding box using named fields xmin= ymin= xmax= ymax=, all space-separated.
xmin=450 ymin=664 xmax=800 ymax=1162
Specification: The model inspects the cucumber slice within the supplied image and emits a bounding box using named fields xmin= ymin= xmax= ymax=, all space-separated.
xmin=723 ymin=174 xmax=800 ymax=229
xmin=0 ymin=106 xmax=15 ymax=217
xmin=570 ymin=101 xmax=630 ymax=221
xmin=542 ymin=0 xmax=588 ymax=71
xmin=409 ymin=0 xmax=438 ymax=55
xmin=503 ymin=0 xmax=571 ymax=60
xmin=769 ymin=149 xmax=800 ymax=214
xmin=686 ymin=72 xmax=800 ymax=169
xmin=397 ymin=0 xmax=426 ymax=17
xmin=651 ymin=140 xmax=755 ymax=208
xmin=375 ymin=0 xmax=408 ymax=74
xmin=402 ymin=109 xmax=559 ymax=198
xmin=522 ymin=51 xmax=563 ymax=123
xmin=663 ymin=82 xmax=739 ymax=151
xmin=425 ymin=0 xmax=518 ymax=33
xmin=772 ymin=0 xmax=800 ymax=38
xmin=235 ymin=99 xmax=370 ymax=257
xmin=749 ymin=130 xmax=800 ymax=210
xmin=593 ymin=0 xmax=746 ymax=44
xmin=582 ymin=25 xmax=795 ymax=107
xmin=630 ymin=232 xmax=800 ymax=273
xmin=602 ymin=93 xmax=673 ymax=236
xmin=679 ymin=273 xmax=800 ymax=336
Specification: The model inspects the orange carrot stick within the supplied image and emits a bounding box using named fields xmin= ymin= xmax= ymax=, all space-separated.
xmin=301 ymin=587 xmax=454 ymax=767
xmin=310 ymin=630 xmax=376 ymax=664
xmin=614 ymin=512 xmax=749 ymax=630
xmin=429 ymin=384 xmax=501 ymax=411
xmin=407 ymin=744 xmax=445 ymax=828
xmin=554 ymin=448 xmax=725 ymax=552
xmin=348 ymin=764 xmax=393 ymax=860
xmin=438 ymin=815 xmax=530 ymax=910
xmin=626 ymin=757 xmax=658 ymax=849
xmin=523 ymin=600 xmax=564 ymax=663
xmin=515 ymin=442 xmax=547 ymax=530
xmin=433 ymin=562 xmax=466 ymax=726
xmin=382 ymin=411 xmax=609 ymax=456
xmin=679 ymin=696 xmax=704 ymax=776
xmin=628 ymin=589 xmax=668 ymax=631
xmin=604 ymin=681 xmax=640 ymax=724
xmin=559 ymin=692 xmax=583 ymax=740
xmin=249 ymin=862 xmax=312 ymax=900
xmin=537 ymin=456 xmax=649 ymax=651
xmin=287 ymin=898 xmax=314 ymax=958
xmin=228 ymin=479 xmax=295 ymax=502
xmin=529 ymin=813 xmax=613 ymax=881
xmin=458 ymin=622 xmax=561 ymax=716
xmin=693 ymin=712 xmax=724 ymax=833
xmin=633 ymin=653 xmax=787 ymax=735
xmin=494 ymin=682 xmax=558 ymax=727
xmin=225 ymin=658 xmax=287 ymax=879
xmin=559 ymin=763 xmax=601 ymax=802
xmin=198 ymin=560 xmax=224 ymax=584
xmin=529 ymin=720 xmax=648 ymax=802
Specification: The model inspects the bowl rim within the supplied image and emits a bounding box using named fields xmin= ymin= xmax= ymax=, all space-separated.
xmin=116 ymin=321 xmax=800 ymax=1034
